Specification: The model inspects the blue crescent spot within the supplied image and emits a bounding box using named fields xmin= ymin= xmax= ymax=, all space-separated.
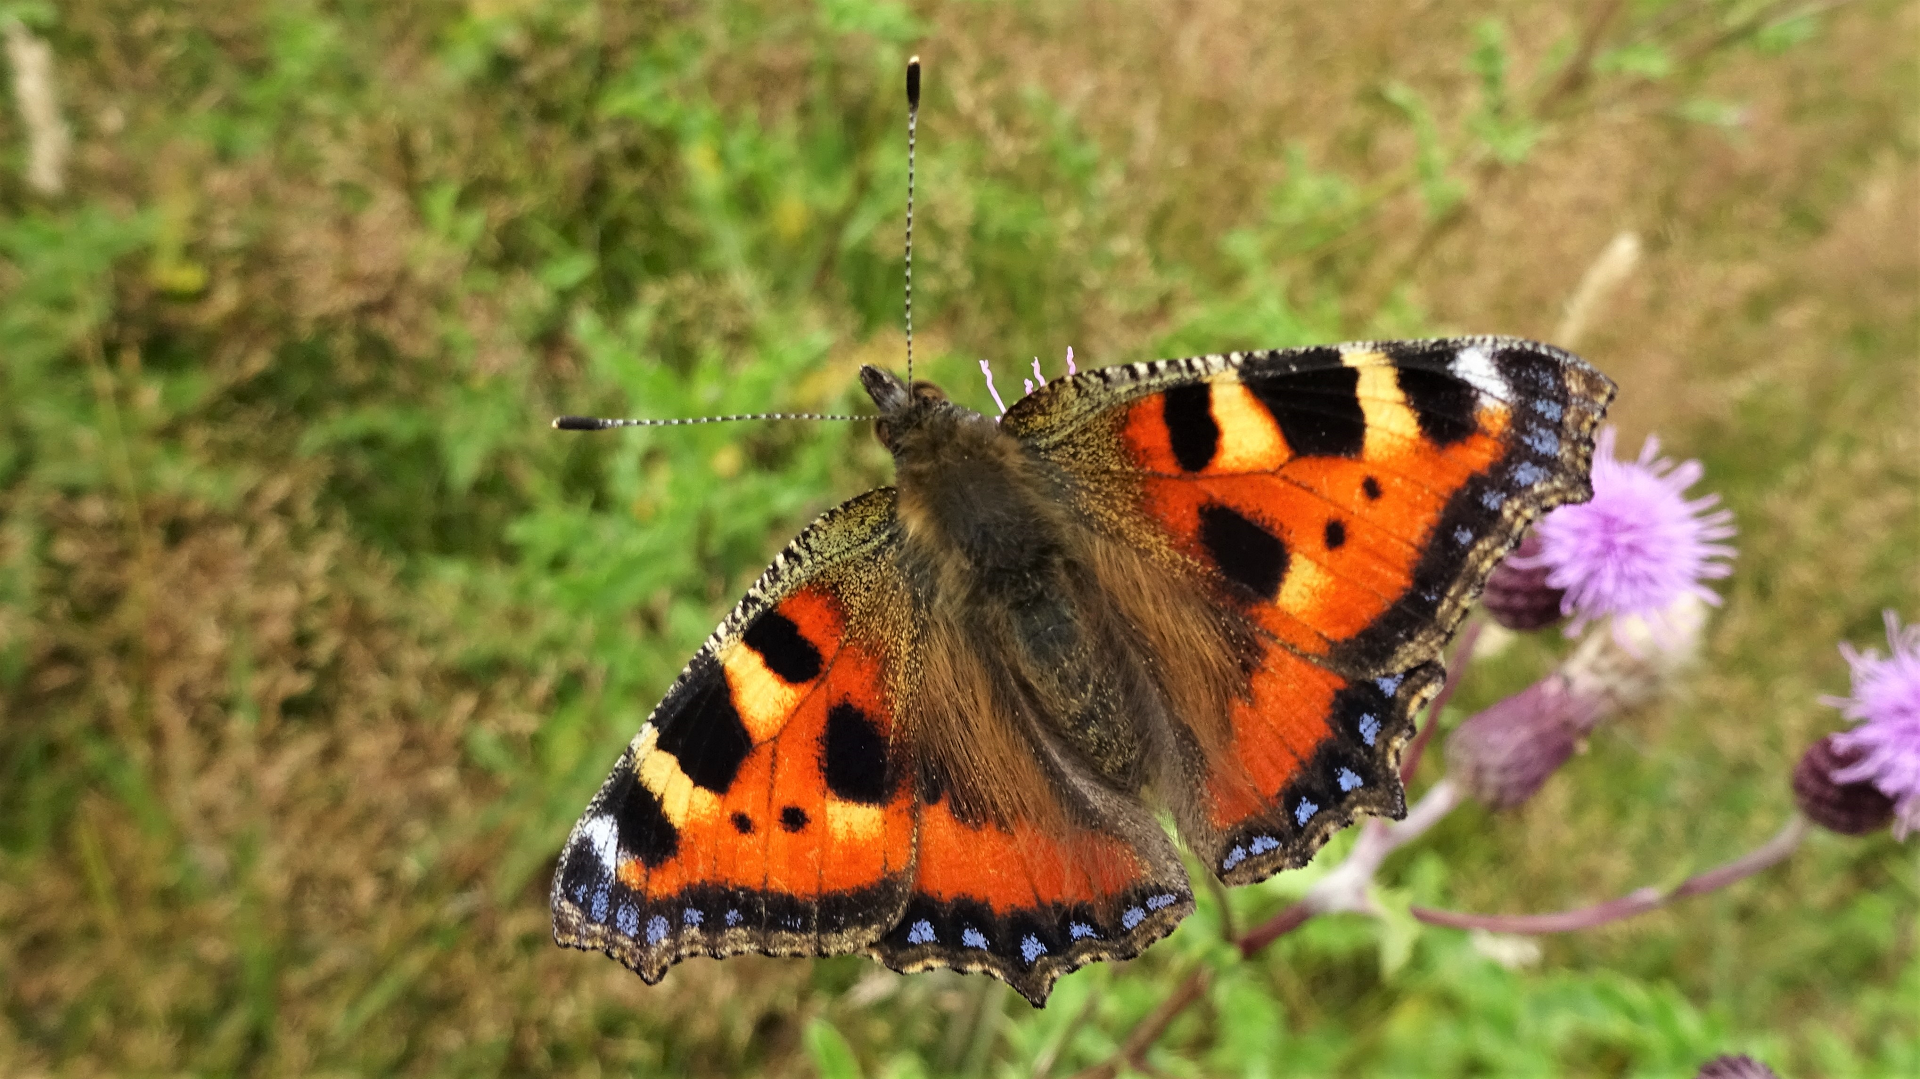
xmin=1222 ymin=845 xmax=1247 ymax=870
xmin=1147 ymin=893 xmax=1178 ymax=911
xmin=1454 ymin=526 xmax=1474 ymax=545
xmin=1532 ymin=398 xmax=1563 ymax=420
xmin=1359 ymin=713 xmax=1382 ymax=747
xmin=907 ymin=919 xmax=935 ymax=945
xmin=1524 ymin=427 xmax=1560 ymax=456
xmin=1020 ymin=935 xmax=1047 ymax=964
xmin=1481 ymin=488 xmax=1506 ymax=510
xmin=1121 ymin=907 xmax=1146 ymax=930
xmin=683 ymin=907 xmax=703 ymax=927
xmin=961 ymin=927 xmax=988 ymax=950
xmin=589 ymin=883 xmax=611 ymax=923
xmin=645 ymin=914 xmax=669 ymax=946
xmin=1068 ymin=921 xmax=1098 ymax=940
xmin=1337 ymin=767 xmax=1364 ymax=792
xmin=725 ymin=908 xmax=742 ymax=927
xmin=1513 ymin=462 xmax=1548 ymax=487
xmin=1248 ymin=835 xmax=1280 ymax=855
xmin=616 ymin=903 xmax=639 ymax=937
xmin=1295 ymin=799 xmax=1320 ymax=825
xmin=1376 ymin=674 xmax=1403 ymax=694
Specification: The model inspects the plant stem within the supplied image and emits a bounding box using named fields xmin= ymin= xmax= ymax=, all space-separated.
xmin=1410 ymin=816 xmax=1809 ymax=933
xmin=1401 ymin=620 xmax=1483 ymax=785
xmin=1065 ymin=968 xmax=1209 ymax=1079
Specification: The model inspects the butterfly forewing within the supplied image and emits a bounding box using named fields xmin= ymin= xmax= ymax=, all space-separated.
xmin=551 ymin=489 xmax=919 ymax=982
xmin=1006 ymin=336 xmax=1613 ymax=882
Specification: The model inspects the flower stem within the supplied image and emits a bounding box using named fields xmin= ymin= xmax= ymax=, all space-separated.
xmin=1409 ymin=815 xmax=1808 ymax=933
xmin=1065 ymin=968 xmax=1210 ymax=1079
xmin=1401 ymin=620 xmax=1483 ymax=785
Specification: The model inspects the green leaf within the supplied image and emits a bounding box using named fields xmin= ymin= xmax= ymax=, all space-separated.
xmin=1372 ymin=885 xmax=1424 ymax=980
xmin=1596 ymin=41 xmax=1675 ymax=80
xmin=805 ymin=1017 xmax=864 ymax=1079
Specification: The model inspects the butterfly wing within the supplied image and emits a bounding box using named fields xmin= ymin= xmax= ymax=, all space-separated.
xmin=554 ymin=485 xmax=1195 ymax=1003
xmin=551 ymin=488 xmax=920 ymax=982
xmin=1005 ymin=336 xmax=1615 ymax=882
xmin=867 ymin=762 xmax=1193 ymax=1006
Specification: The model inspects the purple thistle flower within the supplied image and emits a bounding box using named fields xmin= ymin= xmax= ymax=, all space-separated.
xmin=1826 ymin=611 xmax=1920 ymax=839
xmin=1530 ymin=427 xmax=1736 ymax=635
xmin=1694 ymin=1055 xmax=1781 ymax=1079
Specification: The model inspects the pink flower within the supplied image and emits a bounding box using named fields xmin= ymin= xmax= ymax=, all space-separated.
xmin=1531 ymin=427 xmax=1736 ymax=634
xmin=1826 ymin=611 xmax=1920 ymax=838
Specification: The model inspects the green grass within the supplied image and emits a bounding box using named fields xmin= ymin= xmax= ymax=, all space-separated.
xmin=1 ymin=1 xmax=1914 ymax=1076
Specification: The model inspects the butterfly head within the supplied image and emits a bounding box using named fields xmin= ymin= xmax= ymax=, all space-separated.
xmin=860 ymin=365 xmax=990 ymax=457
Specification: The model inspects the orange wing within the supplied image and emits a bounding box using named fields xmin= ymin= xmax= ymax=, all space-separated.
xmin=552 ymin=490 xmax=918 ymax=982
xmin=553 ymin=487 xmax=1192 ymax=1005
xmin=1008 ymin=337 xmax=1614 ymax=880
xmin=868 ymin=770 xmax=1192 ymax=1006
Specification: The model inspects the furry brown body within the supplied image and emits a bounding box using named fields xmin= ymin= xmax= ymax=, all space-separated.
xmin=862 ymin=366 xmax=1245 ymax=846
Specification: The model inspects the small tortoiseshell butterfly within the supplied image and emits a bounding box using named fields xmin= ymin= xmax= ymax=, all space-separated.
xmin=550 ymin=59 xmax=1616 ymax=1006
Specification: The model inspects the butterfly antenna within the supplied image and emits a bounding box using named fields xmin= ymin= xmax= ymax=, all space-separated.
xmin=553 ymin=411 xmax=865 ymax=430
xmin=555 ymin=64 xmax=922 ymax=434
xmin=903 ymin=55 xmax=920 ymax=387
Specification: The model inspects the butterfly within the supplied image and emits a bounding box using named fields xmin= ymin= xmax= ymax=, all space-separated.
xmin=550 ymin=334 xmax=1615 ymax=1005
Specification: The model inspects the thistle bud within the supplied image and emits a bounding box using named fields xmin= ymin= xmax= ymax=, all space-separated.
xmin=1693 ymin=1054 xmax=1781 ymax=1079
xmin=1792 ymin=734 xmax=1895 ymax=836
xmin=1447 ymin=675 xmax=1603 ymax=809
xmin=1481 ymin=535 xmax=1566 ymax=631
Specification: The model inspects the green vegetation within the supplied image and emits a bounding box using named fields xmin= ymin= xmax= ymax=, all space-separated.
xmin=1 ymin=1 xmax=1913 ymax=1075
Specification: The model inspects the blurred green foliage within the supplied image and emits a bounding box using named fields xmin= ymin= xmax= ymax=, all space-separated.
xmin=1 ymin=1 xmax=1914 ymax=1076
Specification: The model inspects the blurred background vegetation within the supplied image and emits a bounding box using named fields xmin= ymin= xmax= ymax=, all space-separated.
xmin=1 ymin=0 xmax=1914 ymax=1075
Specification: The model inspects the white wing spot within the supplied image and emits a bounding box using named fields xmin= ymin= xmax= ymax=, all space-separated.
xmin=1452 ymin=346 xmax=1510 ymax=402
xmin=580 ymin=814 xmax=621 ymax=871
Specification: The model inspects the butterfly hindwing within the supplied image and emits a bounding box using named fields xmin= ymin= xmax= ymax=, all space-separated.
xmin=551 ymin=489 xmax=918 ymax=982
xmin=870 ymin=770 xmax=1193 ymax=1005
xmin=1009 ymin=336 xmax=1613 ymax=877
xmin=1193 ymin=650 xmax=1442 ymax=883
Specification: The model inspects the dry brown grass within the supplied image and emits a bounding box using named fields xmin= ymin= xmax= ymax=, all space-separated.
xmin=1 ymin=1 xmax=1913 ymax=1075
